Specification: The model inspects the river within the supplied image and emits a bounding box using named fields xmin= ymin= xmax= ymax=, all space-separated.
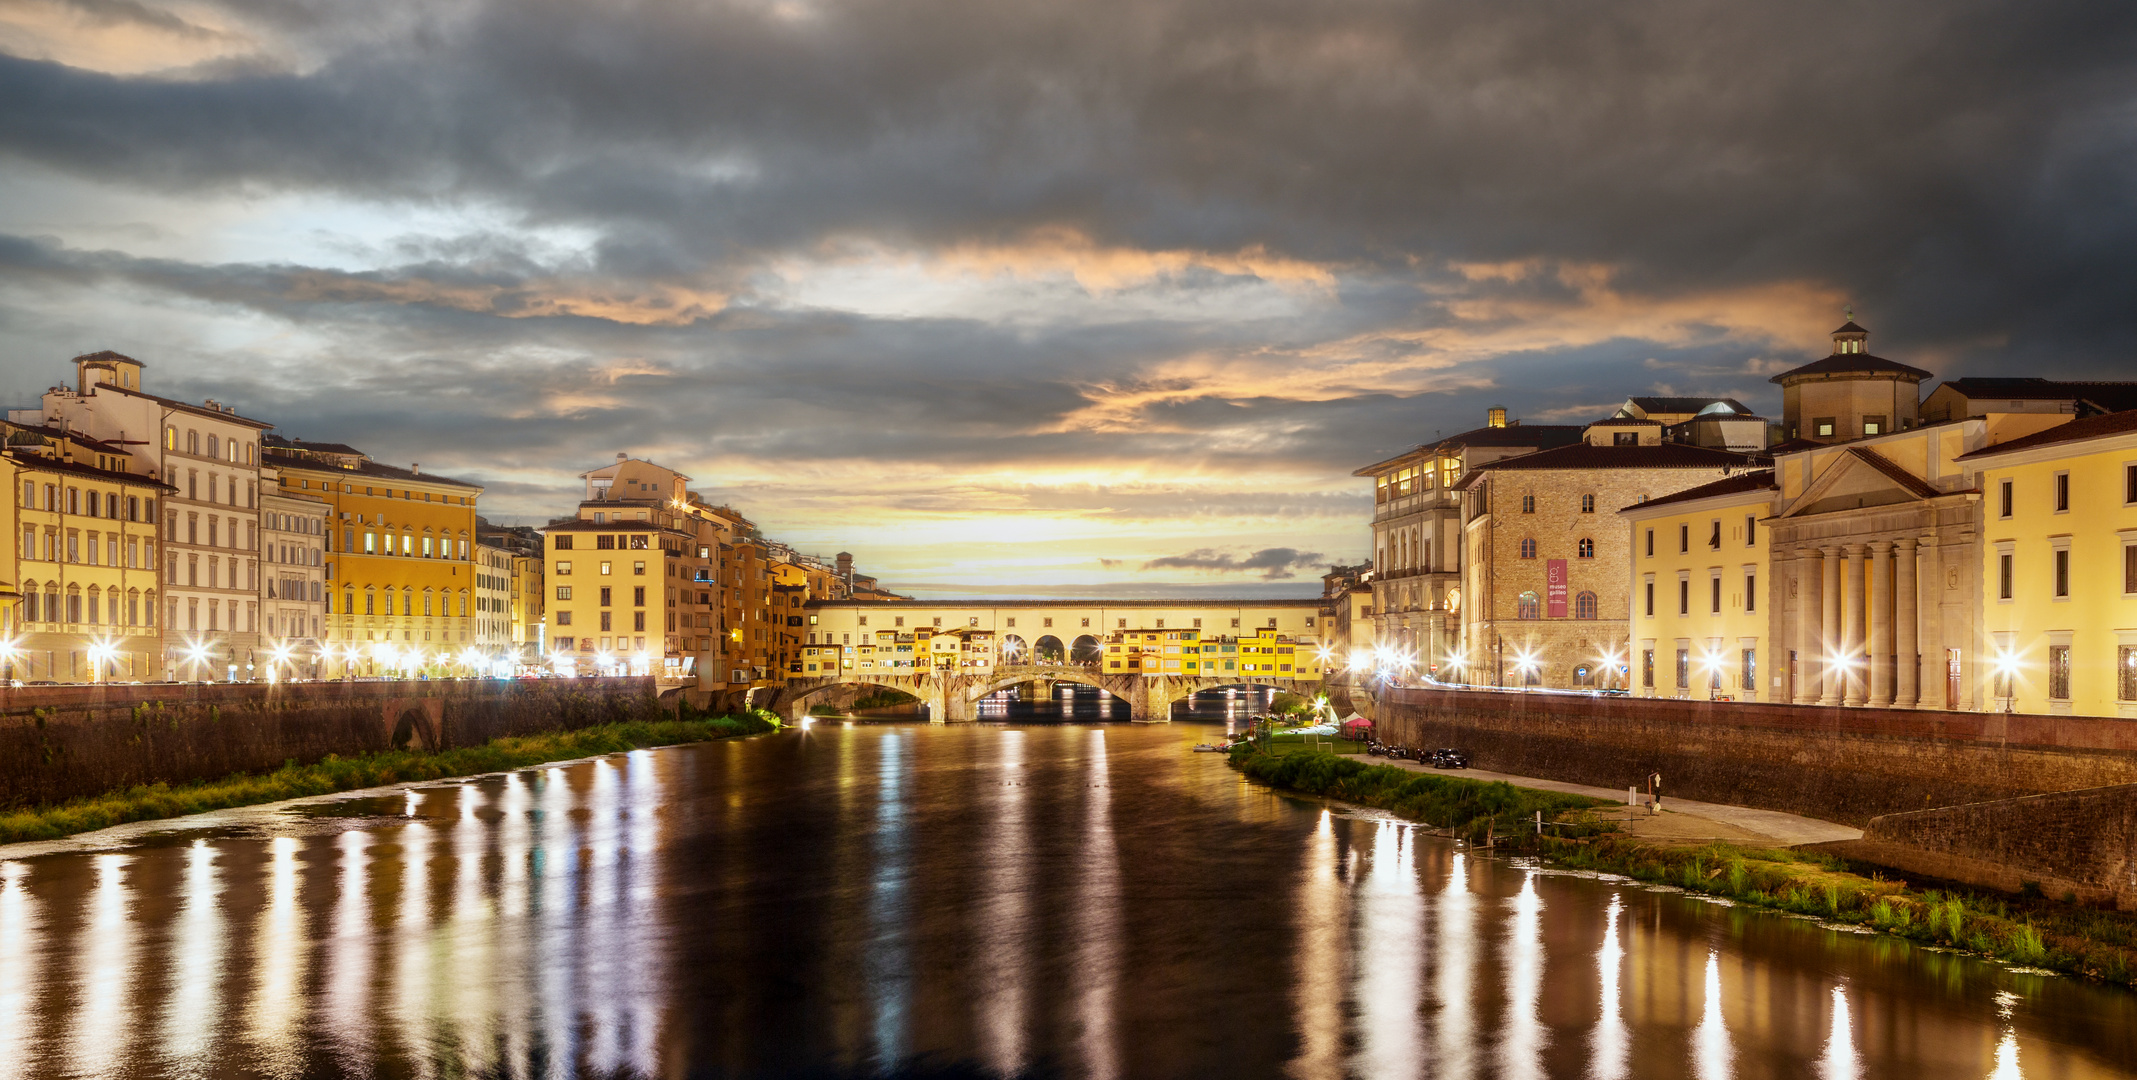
xmin=1 ymin=711 xmax=2133 ymax=1079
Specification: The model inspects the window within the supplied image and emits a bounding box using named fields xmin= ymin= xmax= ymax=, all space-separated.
xmin=1744 ymin=515 xmax=1756 ymax=546
xmin=557 ymin=586 xmax=573 ymax=600
xmin=597 ymin=535 xmax=616 ymax=550
xmin=1999 ymin=553 xmax=2014 ymax=600
xmin=1741 ymin=649 xmax=1757 ymax=691
xmin=600 ymin=562 xmax=612 ymax=575
xmin=2127 ymin=542 xmax=2137 ymax=594
xmin=2121 ymin=646 xmax=2137 ymax=702
xmin=1519 ymin=538 xmax=1537 ymax=559
xmin=1678 ymin=579 xmax=1690 ymax=615
xmin=1580 ymin=494 xmax=1596 ymax=513
xmin=634 ymin=561 xmax=646 ymax=575
xmin=1642 ymin=649 xmax=1655 ymax=688
xmin=633 ymin=586 xmax=646 ymax=606
xmin=1745 ymin=572 xmax=1757 ymax=613
xmin=1577 ymin=538 xmax=1595 ymax=559
xmin=1613 ymin=431 xmax=1638 ymax=446
xmin=1676 ymin=649 xmax=1690 ymax=689
xmin=2054 ymin=549 xmax=2070 ymax=598
xmin=556 ymin=561 xmax=571 ymax=576
xmin=600 ymin=612 xmax=612 ymax=632
xmin=2128 ymin=463 xmax=2137 ymax=505
xmin=1644 ymin=529 xmax=1653 ymax=558
xmin=1711 ymin=577 xmax=1722 ymax=614
xmin=1863 ymin=416 xmax=1885 ymax=436
xmin=2048 ymin=645 xmax=2071 ymax=700
xmin=1813 ymin=418 xmax=1835 ymax=438
xmin=599 ymin=587 xmax=612 ymax=606
xmin=556 ymin=536 xmax=574 ymax=550
xmin=1708 ymin=521 xmax=1721 ymax=549
xmin=2055 ymin=472 xmax=2070 ymax=512
xmin=1521 ymin=494 xmax=1535 ymax=514
xmin=1574 ymin=591 xmax=1597 ymax=619
xmin=634 ymin=612 xmax=646 ymax=632
xmin=1644 ymin=581 xmax=1655 ymax=617
xmin=2000 ymin=480 xmax=2013 ymax=518
xmin=1517 ymin=591 xmax=1540 ymax=620
xmin=1678 ymin=524 xmax=1689 ymax=553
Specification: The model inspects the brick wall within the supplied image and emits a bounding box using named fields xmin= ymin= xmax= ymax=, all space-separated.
xmin=1364 ymin=684 xmax=2137 ymax=825
xmin=0 ymin=677 xmax=662 ymax=808
xmin=1850 ymin=785 xmax=2137 ymax=910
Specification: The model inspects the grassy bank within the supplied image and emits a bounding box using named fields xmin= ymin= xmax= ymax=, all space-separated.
xmin=1545 ymin=832 xmax=2137 ymax=988
xmin=1230 ymin=747 xmax=1607 ymax=837
xmin=0 ymin=709 xmax=781 ymax=846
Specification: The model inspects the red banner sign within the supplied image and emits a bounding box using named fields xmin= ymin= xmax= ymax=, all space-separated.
xmin=1547 ymin=559 xmax=1569 ymax=618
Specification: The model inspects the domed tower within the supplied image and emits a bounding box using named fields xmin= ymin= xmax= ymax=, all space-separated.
xmin=1769 ymin=320 xmax=1932 ymax=443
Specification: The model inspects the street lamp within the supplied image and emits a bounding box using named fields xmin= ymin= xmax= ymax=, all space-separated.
xmin=1992 ymin=649 xmax=2022 ymax=714
xmin=87 ymin=638 xmax=118 ymax=683
xmin=184 ymin=639 xmax=214 ymax=682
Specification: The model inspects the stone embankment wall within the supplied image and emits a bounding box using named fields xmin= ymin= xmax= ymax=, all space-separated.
xmin=1848 ymin=786 xmax=2137 ymax=910
xmin=1362 ymin=685 xmax=2137 ymax=826
xmin=0 ymin=678 xmax=662 ymax=808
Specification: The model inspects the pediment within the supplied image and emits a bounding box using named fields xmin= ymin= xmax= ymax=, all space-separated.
xmin=1777 ymin=448 xmax=1940 ymax=519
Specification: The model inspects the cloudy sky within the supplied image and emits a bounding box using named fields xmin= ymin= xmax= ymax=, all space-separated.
xmin=3 ymin=0 xmax=2134 ymax=596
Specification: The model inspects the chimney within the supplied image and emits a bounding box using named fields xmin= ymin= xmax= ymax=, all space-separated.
xmin=616 ymin=452 xmax=628 ymax=462
xmin=411 ymin=463 xmax=421 ymax=475
xmin=1487 ymin=405 xmax=1508 ymax=428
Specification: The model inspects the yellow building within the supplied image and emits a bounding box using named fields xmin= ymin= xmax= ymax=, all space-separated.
xmin=1960 ymin=411 xmax=2137 ymax=716
xmin=1620 ymin=471 xmax=1776 ymax=700
xmin=1103 ymin=627 xmax=1320 ymax=682
xmin=542 ymin=519 xmax=709 ymax=678
xmin=262 ymin=437 xmax=482 ymax=670
xmin=4 ymin=426 xmax=171 ymax=682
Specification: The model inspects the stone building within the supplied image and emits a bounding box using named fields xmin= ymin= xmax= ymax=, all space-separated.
xmin=1454 ymin=432 xmax=1760 ymax=690
xmin=257 ymin=468 xmax=328 ymax=670
xmin=1352 ymin=408 xmax=1582 ymax=675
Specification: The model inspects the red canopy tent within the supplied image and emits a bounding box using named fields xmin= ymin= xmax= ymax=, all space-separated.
xmin=1339 ymin=716 xmax=1374 ymax=741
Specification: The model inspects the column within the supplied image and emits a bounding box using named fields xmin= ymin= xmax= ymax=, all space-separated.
xmin=1819 ymin=546 xmax=1844 ymax=706
xmin=1841 ymin=544 xmax=1867 ymax=706
xmin=1895 ymin=538 xmax=1919 ymax=708
xmin=1868 ymin=541 xmax=1893 ymax=707
xmin=1796 ymin=547 xmax=1824 ymax=704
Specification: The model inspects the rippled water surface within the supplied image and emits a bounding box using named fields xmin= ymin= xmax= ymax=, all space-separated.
xmin=2 ymin=718 xmax=2134 ymax=1079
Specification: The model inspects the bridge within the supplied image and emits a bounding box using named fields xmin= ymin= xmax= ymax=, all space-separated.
xmin=762 ymin=664 xmax=1321 ymax=722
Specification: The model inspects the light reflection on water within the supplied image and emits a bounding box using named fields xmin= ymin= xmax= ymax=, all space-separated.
xmin=0 ymin=722 xmax=2131 ymax=1078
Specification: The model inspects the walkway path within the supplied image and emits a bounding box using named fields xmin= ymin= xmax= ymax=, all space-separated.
xmin=1367 ymin=754 xmax=1863 ymax=846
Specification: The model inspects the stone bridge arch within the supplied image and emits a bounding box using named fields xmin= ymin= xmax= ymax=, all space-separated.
xmin=1150 ymin=678 xmax=1317 ymax=719
xmin=383 ymin=697 xmax=443 ymax=750
xmin=767 ymin=675 xmax=942 ymax=723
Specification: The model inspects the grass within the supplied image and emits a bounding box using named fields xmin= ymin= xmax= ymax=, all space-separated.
xmin=1541 ymin=829 xmax=2137 ymax=989
xmin=0 ymin=708 xmax=782 ymax=846
xmin=1230 ymin=744 xmax=1607 ymax=838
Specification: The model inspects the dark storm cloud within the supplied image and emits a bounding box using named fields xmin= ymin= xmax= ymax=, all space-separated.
xmin=1143 ymin=547 xmax=1326 ymax=580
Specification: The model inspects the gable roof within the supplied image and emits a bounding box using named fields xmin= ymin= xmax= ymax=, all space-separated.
xmin=1617 ymin=470 xmax=1777 ymax=513
xmin=1352 ymin=423 xmax=1584 ymax=475
xmin=1955 ymin=409 xmax=2137 ymax=461
xmin=1466 ymin=442 xmax=1765 ymax=473
xmin=1933 ymin=378 xmax=2137 ymax=414
xmin=1774 ymin=446 xmax=1954 ymax=519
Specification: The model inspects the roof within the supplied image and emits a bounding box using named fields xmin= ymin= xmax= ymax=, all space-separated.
xmin=1935 ymin=378 xmax=2137 ymax=413
xmin=1832 ymin=321 xmax=1870 ymax=336
xmin=263 ymin=447 xmax=481 ymax=490
xmin=1352 ymin=423 xmax=1585 ymax=476
xmin=2 ymin=448 xmax=176 ymax=490
xmin=804 ymin=597 xmax=1327 ymax=608
xmin=1463 ymin=442 xmax=1767 ymax=474
xmin=1618 ymin=470 xmax=1777 ymax=513
xmin=1627 ymin=396 xmax=1751 ymax=415
xmin=86 ymin=382 xmax=274 ymax=428
xmin=541 ymin=519 xmax=673 ymax=533
xmin=1955 ymin=409 xmax=2137 ymax=461
xmin=1586 ymin=416 xmax=1662 ymax=427
xmin=1769 ymin=353 xmax=1934 ymax=384
xmin=6 ymin=422 xmax=128 ymax=455
xmin=1843 ymin=447 xmax=1945 ymax=499
xmin=263 ymin=433 xmax=365 ymax=457
xmin=73 ymin=350 xmax=146 ymax=368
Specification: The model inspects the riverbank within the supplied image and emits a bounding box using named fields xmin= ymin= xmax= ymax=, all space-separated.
xmin=0 ymin=707 xmax=781 ymax=845
xmin=1229 ymin=745 xmax=2137 ymax=990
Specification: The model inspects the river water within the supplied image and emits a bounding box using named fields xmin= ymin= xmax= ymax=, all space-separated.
xmin=2 ymin=712 xmax=2134 ymax=1079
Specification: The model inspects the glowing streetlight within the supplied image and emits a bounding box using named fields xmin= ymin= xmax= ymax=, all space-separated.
xmin=184 ymin=639 xmax=214 ymax=681
xmin=1991 ymin=648 xmax=2023 ymax=713
xmin=86 ymin=638 xmax=118 ymax=683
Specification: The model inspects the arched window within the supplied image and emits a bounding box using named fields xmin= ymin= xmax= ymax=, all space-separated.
xmin=1517 ymin=591 xmax=1541 ymax=620
xmin=1521 ymin=494 xmax=1536 ymax=514
xmin=1522 ymin=664 xmax=1542 ymax=686
xmin=1574 ymin=591 xmax=1598 ymax=620
xmin=1580 ymin=494 xmax=1596 ymax=513
xmin=1519 ymin=537 xmax=1537 ymax=559
xmin=1572 ymin=664 xmax=1595 ymax=688
xmin=1577 ymin=537 xmax=1595 ymax=559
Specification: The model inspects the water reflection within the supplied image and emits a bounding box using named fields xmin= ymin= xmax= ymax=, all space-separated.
xmin=0 ymin=861 xmax=40 ymax=1080
xmin=68 ymin=852 xmax=135 ymax=1079
xmin=1501 ymin=870 xmax=1546 ymax=1080
xmin=0 ymin=724 xmax=2129 ymax=1078
xmin=1693 ymin=949 xmax=1735 ymax=1080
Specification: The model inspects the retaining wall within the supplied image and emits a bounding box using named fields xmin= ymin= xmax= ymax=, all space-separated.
xmin=1840 ymin=785 xmax=2137 ymax=910
xmin=1363 ymin=685 xmax=2137 ymax=827
xmin=0 ymin=678 xmax=662 ymax=808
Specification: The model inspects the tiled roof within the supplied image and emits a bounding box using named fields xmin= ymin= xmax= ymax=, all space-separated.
xmin=3 ymin=448 xmax=176 ymax=490
xmin=1955 ymin=409 xmax=2137 ymax=460
xmin=72 ymin=350 xmax=146 ymax=367
xmin=1769 ymin=353 xmax=1934 ymax=384
xmin=1587 ymin=416 xmax=1662 ymax=427
xmin=1617 ymin=470 xmax=1777 ymax=513
xmin=542 ymin=519 xmax=672 ymax=532
xmin=1352 ymin=423 xmax=1585 ymax=475
xmin=264 ymin=447 xmax=481 ymax=490
xmin=1465 ymin=443 xmax=1767 ymax=473
xmin=1936 ymin=378 xmax=2137 ymax=413
xmin=1627 ymin=396 xmax=1751 ymax=414
xmin=263 ymin=433 xmax=365 ymax=456
xmin=89 ymin=382 xmax=274 ymax=428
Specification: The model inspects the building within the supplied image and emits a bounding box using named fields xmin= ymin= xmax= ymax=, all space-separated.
xmin=1318 ymin=562 xmax=1376 ymax=667
xmin=18 ymin=352 xmax=272 ymax=679
xmin=1771 ymin=321 xmax=1933 ymax=443
xmin=2 ymin=423 xmax=172 ymax=681
xmin=478 ymin=520 xmax=545 ymax=659
xmin=1920 ymin=378 xmax=2137 ymax=432
xmin=474 ymin=537 xmax=516 ymax=654
xmin=258 ymin=469 xmax=328 ymax=675
xmin=1956 ymin=410 xmax=2137 ymax=716
xmin=261 ymin=436 xmax=483 ymax=671
xmin=1618 ymin=396 xmax=1773 ymax=452
xmin=1352 ymin=408 xmax=1584 ymax=674
xmin=1619 ymin=471 xmax=1777 ymax=700
xmin=1455 ymin=431 xmax=1760 ymax=690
